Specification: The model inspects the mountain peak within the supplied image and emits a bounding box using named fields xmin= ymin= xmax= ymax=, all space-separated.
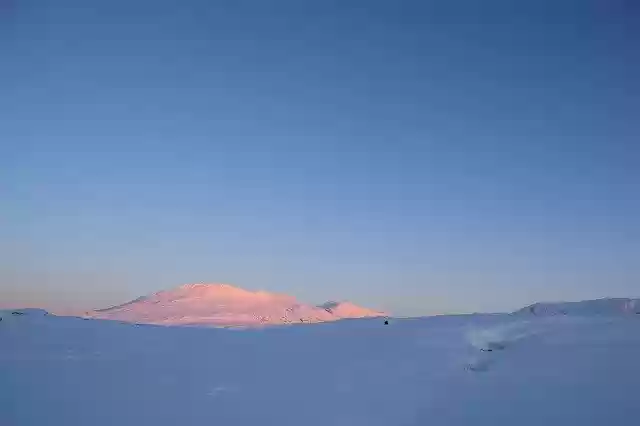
xmin=176 ymin=283 xmax=243 ymax=293
xmin=179 ymin=283 xmax=234 ymax=290
xmin=162 ymin=283 xmax=265 ymax=300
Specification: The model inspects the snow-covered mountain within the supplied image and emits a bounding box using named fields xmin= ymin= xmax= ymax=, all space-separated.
xmin=513 ymin=297 xmax=640 ymax=317
xmin=87 ymin=283 xmax=386 ymax=327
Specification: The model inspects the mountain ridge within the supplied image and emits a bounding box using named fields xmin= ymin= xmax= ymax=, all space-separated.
xmin=513 ymin=297 xmax=640 ymax=316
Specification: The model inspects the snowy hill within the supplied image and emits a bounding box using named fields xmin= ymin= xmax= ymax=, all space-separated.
xmin=318 ymin=300 xmax=387 ymax=318
xmin=513 ymin=297 xmax=640 ymax=317
xmin=2 ymin=305 xmax=639 ymax=426
xmin=87 ymin=283 xmax=386 ymax=327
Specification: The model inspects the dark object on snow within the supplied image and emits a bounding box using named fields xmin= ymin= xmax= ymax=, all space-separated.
xmin=384 ymin=320 xmax=389 ymax=325
xmin=12 ymin=311 xmax=25 ymax=315
xmin=480 ymin=342 xmax=505 ymax=352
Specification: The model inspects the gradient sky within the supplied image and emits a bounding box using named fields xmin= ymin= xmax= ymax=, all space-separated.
xmin=1 ymin=0 xmax=639 ymax=315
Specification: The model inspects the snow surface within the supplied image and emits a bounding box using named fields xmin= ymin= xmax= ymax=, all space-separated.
xmin=2 ymin=302 xmax=640 ymax=426
xmin=86 ymin=283 xmax=386 ymax=327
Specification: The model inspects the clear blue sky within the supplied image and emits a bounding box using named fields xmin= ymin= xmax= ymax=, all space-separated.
xmin=1 ymin=1 xmax=638 ymax=315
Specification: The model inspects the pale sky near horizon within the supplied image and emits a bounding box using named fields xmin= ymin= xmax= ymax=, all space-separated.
xmin=1 ymin=1 xmax=639 ymax=316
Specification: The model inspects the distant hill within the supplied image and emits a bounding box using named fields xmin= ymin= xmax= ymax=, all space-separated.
xmin=86 ymin=283 xmax=387 ymax=327
xmin=513 ymin=297 xmax=640 ymax=317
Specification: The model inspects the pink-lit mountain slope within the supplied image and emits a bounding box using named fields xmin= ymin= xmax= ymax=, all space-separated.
xmin=87 ymin=283 xmax=387 ymax=327
xmin=317 ymin=300 xmax=386 ymax=318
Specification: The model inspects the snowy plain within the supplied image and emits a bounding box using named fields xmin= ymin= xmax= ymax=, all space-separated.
xmin=2 ymin=305 xmax=640 ymax=426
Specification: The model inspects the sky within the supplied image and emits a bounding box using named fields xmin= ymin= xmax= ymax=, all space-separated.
xmin=1 ymin=0 xmax=639 ymax=316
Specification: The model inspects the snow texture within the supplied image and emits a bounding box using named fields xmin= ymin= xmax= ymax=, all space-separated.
xmin=2 ymin=299 xmax=640 ymax=426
